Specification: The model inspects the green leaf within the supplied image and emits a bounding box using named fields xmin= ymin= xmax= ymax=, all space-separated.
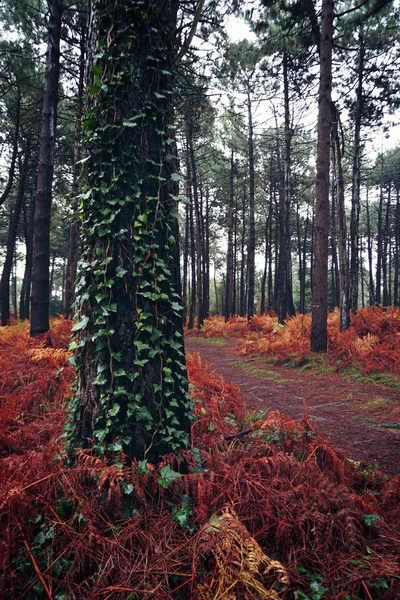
xmin=171 ymin=173 xmax=184 ymax=182
xmin=108 ymin=404 xmax=120 ymax=417
xmin=72 ymin=315 xmax=89 ymax=332
xmin=157 ymin=465 xmax=182 ymax=489
xmin=116 ymin=266 xmax=128 ymax=277
xmin=170 ymin=207 xmax=179 ymax=219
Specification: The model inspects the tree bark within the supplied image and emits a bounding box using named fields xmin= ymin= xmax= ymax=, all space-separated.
xmin=311 ymin=0 xmax=334 ymax=352
xmin=30 ymin=0 xmax=63 ymax=336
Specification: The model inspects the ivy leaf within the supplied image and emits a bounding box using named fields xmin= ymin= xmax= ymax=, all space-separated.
xmin=108 ymin=404 xmax=120 ymax=417
xmin=170 ymin=207 xmax=179 ymax=219
xmin=72 ymin=315 xmax=90 ymax=332
xmin=116 ymin=266 xmax=128 ymax=278
xmin=157 ymin=465 xmax=182 ymax=489
xmin=170 ymin=172 xmax=184 ymax=182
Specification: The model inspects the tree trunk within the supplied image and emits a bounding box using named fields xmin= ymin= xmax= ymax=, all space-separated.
xmin=376 ymin=164 xmax=384 ymax=303
xmin=30 ymin=0 xmax=63 ymax=336
xmin=394 ymin=189 xmax=400 ymax=306
xmin=1 ymin=150 xmax=29 ymax=325
xmin=65 ymin=13 xmax=87 ymax=318
xmin=68 ymin=0 xmax=191 ymax=461
xmin=311 ymin=0 xmax=333 ymax=352
xmin=349 ymin=30 xmax=365 ymax=314
xmin=0 ymin=89 xmax=20 ymax=208
xmin=225 ymin=150 xmax=235 ymax=320
xmin=20 ymin=197 xmax=34 ymax=321
xmin=240 ymin=183 xmax=247 ymax=317
xmin=188 ymin=198 xmax=196 ymax=330
xmin=187 ymin=119 xmax=203 ymax=329
xmin=382 ymin=184 xmax=391 ymax=307
xmin=365 ymin=187 xmax=375 ymax=304
xmin=246 ymin=91 xmax=256 ymax=319
xmin=182 ymin=201 xmax=189 ymax=323
xmin=276 ymin=52 xmax=295 ymax=322
xmin=331 ymin=102 xmax=350 ymax=330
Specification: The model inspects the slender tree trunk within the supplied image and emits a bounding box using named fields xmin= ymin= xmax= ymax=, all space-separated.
xmin=187 ymin=119 xmax=203 ymax=329
xmin=0 ymin=89 xmax=21 ymax=208
xmin=246 ymin=90 xmax=256 ymax=319
xmin=30 ymin=0 xmax=63 ymax=336
xmin=20 ymin=197 xmax=34 ymax=320
xmin=188 ymin=199 xmax=196 ymax=330
xmin=382 ymin=184 xmax=391 ymax=307
xmin=331 ymin=102 xmax=350 ymax=330
xmin=360 ymin=236 xmax=365 ymax=308
xmin=394 ymin=189 xmax=400 ymax=306
xmin=376 ymin=165 xmax=384 ymax=303
xmin=202 ymin=186 xmax=210 ymax=318
xmin=365 ymin=187 xmax=375 ymax=304
xmin=182 ymin=202 xmax=189 ymax=323
xmin=1 ymin=148 xmax=29 ymax=326
xmin=349 ymin=30 xmax=365 ymax=314
xmin=276 ymin=52 xmax=295 ymax=321
xmin=65 ymin=14 xmax=87 ymax=318
xmin=240 ymin=183 xmax=247 ymax=317
xmin=12 ymin=250 xmax=18 ymax=320
xmin=225 ymin=150 xmax=235 ymax=320
xmin=311 ymin=0 xmax=334 ymax=352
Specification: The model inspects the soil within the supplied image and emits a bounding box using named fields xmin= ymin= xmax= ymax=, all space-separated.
xmin=185 ymin=337 xmax=400 ymax=476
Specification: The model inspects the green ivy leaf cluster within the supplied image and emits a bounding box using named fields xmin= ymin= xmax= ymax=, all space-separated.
xmin=66 ymin=0 xmax=193 ymax=462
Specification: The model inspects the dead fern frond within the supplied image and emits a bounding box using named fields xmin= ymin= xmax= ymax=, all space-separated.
xmin=196 ymin=509 xmax=289 ymax=600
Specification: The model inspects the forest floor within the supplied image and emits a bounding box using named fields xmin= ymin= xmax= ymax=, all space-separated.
xmin=185 ymin=337 xmax=400 ymax=476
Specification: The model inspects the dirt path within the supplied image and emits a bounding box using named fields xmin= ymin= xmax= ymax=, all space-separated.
xmin=185 ymin=338 xmax=400 ymax=476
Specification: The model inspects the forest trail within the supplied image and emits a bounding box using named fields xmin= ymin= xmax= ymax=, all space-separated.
xmin=185 ymin=337 xmax=400 ymax=476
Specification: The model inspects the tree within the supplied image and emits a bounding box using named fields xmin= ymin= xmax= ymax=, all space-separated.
xmin=67 ymin=0 xmax=193 ymax=461
xmin=310 ymin=0 xmax=334 ymax=353
xmin=30 ymin=0 xmax=64 ymax=336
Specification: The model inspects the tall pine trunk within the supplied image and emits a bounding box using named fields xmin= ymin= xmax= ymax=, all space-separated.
xmin=311 ymin=0 xmax=334 ymax=352
xmin=30 ymin=0 xmax=63 ymax=336
xmin=246 ymin=91 xmax=256 ymax=318
xmin=224 ymin=150 xmax=235 ymax=320
xmin=349 ymin=31 xmax=365 ymax=314
xmin=331 ymin=102 xmax=350 ymax=330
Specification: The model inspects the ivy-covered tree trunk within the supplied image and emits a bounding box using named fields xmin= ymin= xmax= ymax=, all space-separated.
xmin=30 ymin=0 xmax=63 ymax=337
xmin=67 ymin=0 xmax=192 ymax=461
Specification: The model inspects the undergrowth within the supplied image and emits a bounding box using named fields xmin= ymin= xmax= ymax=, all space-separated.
xmin=188 ymin=306 xmax=400 ymax=384
xmin=0 ymin=319 xmax=399 ymax=599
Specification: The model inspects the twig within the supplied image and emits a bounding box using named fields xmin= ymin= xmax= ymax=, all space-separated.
xmin=224 ymin=429 xmax=252 ymax=440
xmin=18 ymin=523 xmax=54 ymax=600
